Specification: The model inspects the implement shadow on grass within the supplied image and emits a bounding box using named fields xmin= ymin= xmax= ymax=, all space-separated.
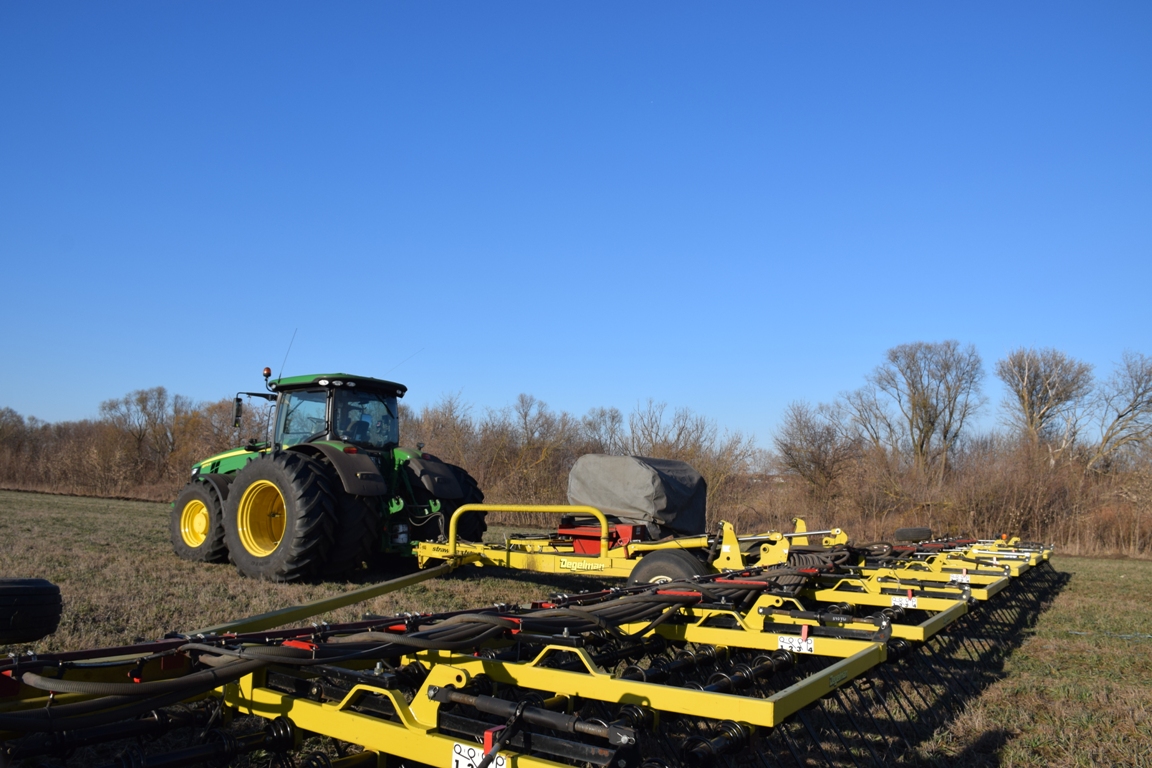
xmin=743 ymin=561 xmax=1071 ymax=768
xmin=946 ymin=728 xmax=1012 ymax=767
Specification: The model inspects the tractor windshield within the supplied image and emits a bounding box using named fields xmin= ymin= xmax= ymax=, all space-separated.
xmin=277 ymin=389 xmax=329 ymax=447
xmin=333 ymin=389 xmax=399 ymax=449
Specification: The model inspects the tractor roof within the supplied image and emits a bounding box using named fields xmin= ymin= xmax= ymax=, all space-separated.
xmin=268 ymin=373 xmax=407 ymax=397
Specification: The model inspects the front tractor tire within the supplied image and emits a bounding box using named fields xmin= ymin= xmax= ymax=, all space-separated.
xmin=223 ymin=453 xmax=337 ymax=582
xmin=170 ymin=478 xmax=230 ymax=563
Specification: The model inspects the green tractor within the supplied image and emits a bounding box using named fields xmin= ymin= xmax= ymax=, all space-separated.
xmin=170 ymin=369 xmax=485 ymax=581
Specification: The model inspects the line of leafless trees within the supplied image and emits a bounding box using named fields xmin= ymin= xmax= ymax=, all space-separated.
xmin=1 ymin=341 xmax=1149 ymax=556
xmin=772 ymin=343 xmax=1152 ymax=556
xmin=0 ymin=389 xmax=760 ymax=521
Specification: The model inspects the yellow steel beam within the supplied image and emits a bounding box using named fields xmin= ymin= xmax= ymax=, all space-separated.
xmin=806 ymin=584 xmax=966 ymax=613
xmin=645 ymin=621 xmax=882 ymax=658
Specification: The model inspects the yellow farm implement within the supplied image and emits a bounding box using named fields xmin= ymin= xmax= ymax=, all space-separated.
xmin=1 ymin=509 xmax=1063 ymax=768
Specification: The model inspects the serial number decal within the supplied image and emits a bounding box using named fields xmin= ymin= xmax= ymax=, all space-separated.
xmin=452 ymin=743 xmax=506 ymax=768
xmin=777 ymin=635 xmax=815 ymax=654
xmin=891 ymin=596 xmax=919 ymax=609
xmin=949 ymin=574 xmax=971 ymax=583
xmin=559 ymin=558 xmax=606 ymax=572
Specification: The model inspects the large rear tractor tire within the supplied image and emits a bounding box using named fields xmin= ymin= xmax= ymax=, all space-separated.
xmin=223 ymin=453 xmax=337 ymax=582
xmin=444 ymin=464 xmax=486 ymax=543
xmin=0 ymin=579 xmax=63 ymax=645
xmin=320 ymin=493 xmax=381 ymax=578
xmin=626 ymin=550 xmax=708 ymax=586
xmin=170 ymin=477 xmax=230 ymax=563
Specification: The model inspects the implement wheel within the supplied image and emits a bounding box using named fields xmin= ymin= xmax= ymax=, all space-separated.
xmin=894 ymin=527 xmax=932 ymax=542
xmin=170 ymin=477 xmax=230 ymax=563
xmin=627 ymin=550 xmax=707 ymax=586
xmin=0 ymin=578 xmax=62 ymax=644
xmin=224 ymin=453 xmax=337 ymax=582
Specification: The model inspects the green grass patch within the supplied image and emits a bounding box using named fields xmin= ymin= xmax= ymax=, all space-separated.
xmin=0 ymin=490 xmax=590 ymax=653
xmin=912 ymin=555 xmax=1152 ymax=767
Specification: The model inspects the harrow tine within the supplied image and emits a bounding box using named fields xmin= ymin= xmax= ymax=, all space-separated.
xmin=831 ymin=686 xmax=884 ymax=767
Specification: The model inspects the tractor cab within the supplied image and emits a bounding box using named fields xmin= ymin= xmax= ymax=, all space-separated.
xmin=265 ymin=373 xmax=405 ymax=451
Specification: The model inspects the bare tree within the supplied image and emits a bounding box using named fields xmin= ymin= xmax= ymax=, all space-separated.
xmin=1088 ymin=351 xmax=1152 ymax=471
xmin=626 ymin=399 xmax=758 ymax=509
xmin=995 ymin=347 xmax=1093 ymax=456
xmin=773 ymin=401 xmax=857 ymax=493
xmin=581 ymin=406 xmax=626 ymax=455
xmin=870 ymin=341 xmax=985 ymax=477
xmin=0 ymin=407 xmax=25 ymax=449
xmin=842 ymin=384 xmax=901 ymax=456
xmin=99 ymin=387 xmax=193 ymax=479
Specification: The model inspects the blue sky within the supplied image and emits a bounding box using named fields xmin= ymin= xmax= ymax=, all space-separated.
xmin=2 ymin=2 xmax=1149 ymax=446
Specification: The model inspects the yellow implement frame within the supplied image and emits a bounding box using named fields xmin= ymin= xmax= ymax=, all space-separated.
xmin=418 ymin=505 xmax=847 ymax=577
xmin=226 ymin=641 xmax=888 ymax=747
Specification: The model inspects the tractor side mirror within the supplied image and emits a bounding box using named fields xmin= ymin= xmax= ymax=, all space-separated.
xmin=232 ymin=397 xmax=243 ymax=428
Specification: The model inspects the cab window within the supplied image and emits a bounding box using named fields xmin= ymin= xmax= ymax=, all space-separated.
xmin=277 ymin=390 xmax=328 ymax=447
xmin=333 ymin=389 xmax=399 ymax=449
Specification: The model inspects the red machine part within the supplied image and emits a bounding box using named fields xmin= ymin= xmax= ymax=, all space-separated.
xmin=555 ymin=523 xmax=650 ymax=555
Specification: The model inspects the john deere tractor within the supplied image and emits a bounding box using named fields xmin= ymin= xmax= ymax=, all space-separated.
xmin=169 ymin=369 xmax=485 ymax=581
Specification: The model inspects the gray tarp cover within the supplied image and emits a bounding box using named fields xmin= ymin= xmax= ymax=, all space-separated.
xmin=566 ymin=454 xmax=707 ymax=536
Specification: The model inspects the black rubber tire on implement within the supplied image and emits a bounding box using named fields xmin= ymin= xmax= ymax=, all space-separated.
xmin=893 ymin=527 xmax=933 ymax=542
xmin=626 ymin=550 xmax=708 ymax=586
xmin=0 ymin=579 xmax=63 ymax=645
xmin=445 ymin=464 xmax=486 ymax=543
xmin=170 ymin=477 xmax=230 ymax=563
xmin=223 ymin=452 xmax=337 ymax=582
xmin=320 ymin=493 xmax=381 ymax=578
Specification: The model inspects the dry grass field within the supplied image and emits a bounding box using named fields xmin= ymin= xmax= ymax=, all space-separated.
xmin=2 ymin=489 xmax=1151 ymax=766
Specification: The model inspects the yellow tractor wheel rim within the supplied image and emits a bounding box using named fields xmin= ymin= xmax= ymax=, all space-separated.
xmin=237 ymin=480 xmax=287 ymax=557
xmin=180 ymin=499 xmax=210 ymax=548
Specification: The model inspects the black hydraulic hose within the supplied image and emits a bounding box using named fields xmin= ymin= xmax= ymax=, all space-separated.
xmin=2 ymin=658 xmax=265 ymax=733
xmin=182 ymin=643 xmax=314 ymax=660
xmin=527 ymin=607 xmax=626 ymax=637
xmin=0 ymin=681 xmax=222 ymax=733
xmin=329 ymin=614 xmax=518 ymax=645
xmin=626 ymin=600 xmax=687 ymax=637
xmin=6 ymin=707 xmax=204 ymax=760
xmin=183 ymin=624 xmax=510 ymax=666
xmin=316 ymin=625 xmax=508 ymax=653
xmin=0 ymin=693 xmax=145 ymax=722
xmin=19 ymin=659 xmax=266 ymax=697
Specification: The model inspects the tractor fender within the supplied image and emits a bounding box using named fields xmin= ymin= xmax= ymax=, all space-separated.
xmin=287 ymin=444 xmax=389 ymax=496
xmin=406 ymin=457 xmax=464 ymax=499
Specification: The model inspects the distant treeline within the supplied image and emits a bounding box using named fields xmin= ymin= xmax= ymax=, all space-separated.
xmin=2 ymin=342 xmax=1149 ymax=556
